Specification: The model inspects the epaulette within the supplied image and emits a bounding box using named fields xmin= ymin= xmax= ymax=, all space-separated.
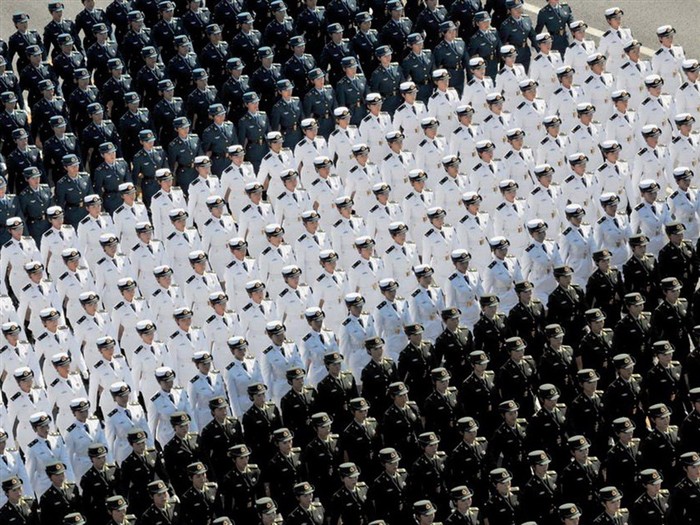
xmin=517 ymin=102 xmax=526 ymax=110
xmin=67 ymin=423 xmax=76 ymax=432
xmin=642 ymin=98 xmax=651 ymax=105
xmin=43 ymin=229 xmax=53 ymax=237
xmin=525 ymin=244 xmax=535 ymax=252
xmin=603 ymin=29 xmax=611 ymax=37
xmin=186 ymin=275 xmax=195 ymax=284
xmin=242 ymin=303 xmax=252 ymax=311
xmin=166 ymin=231 xmax=177 ymax=241
xmin=504 ymin=151 xmax=513 ymax=159
xmin=386 ymin=245 xmax=396 ymax=254
xmin=316 ymin=274 xmax=325 ymax=282
xmin=638 ymin=147 xmax=648 ymax=156
xmin=135 ymin=345 xmax=144 ymax=354
xmin=115 ymin=205 xmax=126 ymax=215
xmin=206 ymin=315 xmax=216 ymax=324
xmin=484 ymin=115 xmax=493 ymax=123
xmin=37 ymin=332 xmax=48 ymax=341
xmin=3 ymin=240 xmax=11 ymax=248
xmin=449 ymin=273 xmax=459 ymax=281
xmin=474 ymin=163 xmax=482 ymax=170
xmin=370 ymin=205 xmax=379 ymax=212
xmin=496 ymin=203 xmax=506 ymax=211
xmin=150 ymin=392 xmax=160 ymax=402
xmin=98 ymin=256 xmax=111 ymax=266
xmin=79 ymin=216 xmax=90 ymax=224
xmin=190 ymin=376 xmax=199 ymax=384
xmin=263 ymin=345 xmax=274 ymax=354
xmin=488 ymin=261 xmax=497 ymax=269
xmin=419 ymin=139 xmax=427 ymax=147
xmin=405 ymin=193 xmax=414 ymax=200
xmin=349 ymin=165 xmax=359 ymax=173
xmin=28 ymin=439 xmax=38 ymax=447
xmin=655 ymin=48 xmax=663 ymax=55
xmin=670 ymin=190 xmax=679 ymax=198
xmin=584 ymin=76 xmax=594 ymax=84
xmin=377 ymin=301 xmax=388 ymax=309
xmin=453 ymin=126 xmax=463 ymax=135
xmin=77 ymin=316 xmax=87 ymax=324
xmin=277 ymin=192 xmax=287 ymax=201
xmin=302 ymin=333 xmax=313 ymax=342
xmin=425 ymin=230 xmax=433 ymax=237
xmin=568 ymin=42 xmax=576 ymax=48
xmin=672 ymin=136 xmax=681 ymax=144
xmin=597 ymin=216 xmax=606 ymax=224
xmin=430 ymin=92 xmax=439 ymax=99
xmin=540 ymin=136 xmax=549 ymax=145
xmin=191 ymin=178 xmax=201 ymax=186
xmin=333 ymin=220 xmax=343 ymax=228
xmin=342 ymin=318 xmax=351 ymax=326
xmin=10 ymin=392 xmax=21 ymax=401
xmin=562 ymin=227 xmax=572 ymax=235
xmin=439 ymin=176 xmax=450 ymax=185
xmin=262 ymin=247 xmax=271 ymax=254
xmin=204 ymin=218 xmax=213 ymax=226
xmin=170 ymin=331 xmax=180 ymax=339
xmin=94 ymin=360 xmax=103 ymax=368
xmin=534 ymin=55 xmax=542 ymax=62
xmin=115 ymin=302 xmax=124 ymax=310
xmin=564 ymin=175 xmax=574 ymax=183
xmin=468 ymin=78 xmax=477 ymax=86
xmin=362 ymin=114 xmax=373 ymax=122
xmin=280 ymin=288 xmax=289 ymax=297
xmin=531 ymin=186 xmax=542 ymax=195
xmin=132 ymin=243 xmax=141 ymax=251
xmin=153 ymin=289 xmax=162 ymax=296
xmin=634 ymin=203 xmax=644 ymax=211
xmin=597 ymin=164 xmax=606 ymax=171
xmin=108 ymin=409 xmax=118 ymax=417
xmin=21 ymin=283 xmax=31 ymax=292
xmin=352 ymin=260 xmax=362 ymax=269
xmin=411 ymin=289 xmax=420 ymax=297
xmin=311 ymin=178 xmax=322 ymax=187
xmin=263 ymin=152 xmax=273 ymax=161
xmin=680 ymin=82 xmax=690 ymax=91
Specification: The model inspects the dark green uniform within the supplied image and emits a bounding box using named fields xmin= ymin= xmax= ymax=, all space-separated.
xmin=270 ymin=97 xmax=304 ymax=148
xmin=433 ymin=38 xmax=468 ymax=96
xmin=237 ymin=111 xmax=271 ymax=171
xmin=119 ymin=107 xmax=154 ymax=162
xmin=18 ymin=183 xmax=53 ymax=245
xmin=202 ymin=120 xmax=237 ymax=175
xmin=0 ymin=192 xmax=25 ymax=244
xmin=55 ymin=172 xmax=92 ymax=227
xmin=42 ymin=133 xmax=82 ymax=186
xmin=401 ymin=50 xmax=435 ymax=103
xmin=131 ymin=147 xmax=168 ymax=207
xmin=535 ymin=2 xmax=574 ymax=55
xmin=187 ymin=86 xmax=220 ymax=137
xmin=302 ymin=86 xmax=337 ymax=138
xmin=369 ymin=63 xmax=405 ymax=116
xmin=94 ymin=158 xmax=132 ymax=213
xmin=379 ymin=18 xmax=413 ymax=60
xmin=499 ymin=14 xmax=537 ymax=71
xmin=336 ymin=74 xmax=368 ymax=126
xmin=468 ymin=29 xmax=502 ymax=80
xmin=167 ymin=133 xmax=203 ymax=194
xmin=153 ymin=97 xmax=186 ymax=147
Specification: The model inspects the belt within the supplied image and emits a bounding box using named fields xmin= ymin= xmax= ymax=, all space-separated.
xmin=454 ymin=64 xmax=463 ymax=70
xmin=518 ymin=42 xmax=528 ymax=48
xmin=283 ymin=124 xmax=298 ymax=131
xmin=355 ymin=101 xmax=362 ymax=107
xmin=557 ymin=29 xmax=565 ymax=35
xmin=248 ymin=139 xmax=264 ymax=146
xmin=26 ymin=217 xmax=46 ymax=224
xmin=105 ymin=190 xmax=120 ymax=195
xmin=421 ymin=80 xmax=430 ymax=85
xmin=65 ymin=203 xmax=83 ymax=209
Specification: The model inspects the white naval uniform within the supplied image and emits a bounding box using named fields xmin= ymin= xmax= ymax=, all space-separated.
xmin=521 ymin=240 xmax=563 ymax=302
xmin=499 ymin=148 xmax=536 ymax=194
xmin=56 ymin=267 xmax=96 ymax=325
xmin=338 ymin=313 xmax=374 ymax=383
xmin=358 ymin=112 xmax=392 ymax=164
xmin=150 ymin=187 xmax=188 ymax=242
xmin=479 ymin=112 xmax=510 ymax=148
xmin=0 ymin=447 xmax=31 ymax=505
xmin=536 ymin=135 xmax=568 ymax=183
xmin=77 ymin=214 xmax=115 ymax=269
xmin=87 ymin=355 xmax=135 ymax=416
xmin=40 ymin=225 xmax=79 ymax=279
xmin=26 ymin=432 xmax=73 ymax=496
xmin=224 ymin=258 xmax=258 ymax=311
xmin=167 ymin=327 xmax=207 ymax=383
xmin=445 ymin=270 xmax=483 ymax=330
xmin=674 ymin=80 xmax=700 ymax=122
xmin=224 ymin=357 xmax=260 ymax=418
xmin=105 ymin=403 xmax=150 ymax=464
xmin=220 ymin=160 xmax=256 ymax=220
xmin=371 ymin=298 xmax=410 ymax=362
xmin=408 ymin=285 xmax=445 ymax=344
xmin=47 ymin=374 xmax=87 ymax=434
xmin=462 ymin=76 xmax=495 ymax=123
xmin=201 ymin=214 xmax=238 ymax=279
xmin=348 ymin=257 xmax=385 ymax=311
xmin=635 ymin=94 xmax=673 ymax=145
xmin=294 ymin=231 xmax=331 ymax=285
xmin=469 ymin=161 xmax=501 ymax=210
xmin=147 ymin=387 xmax=196 ymax=446
xmin=238 ymin=202 xmax=274 ymax=257
xmin=452 ymin=212 xmax=492 ymax=271
xmin=183 ymin=272 xmax=222 ymax=327
xmin=311 ymin=271 xmax=349 ymax=333
xmin=259 ymin=149 xmax=295 ymax=198
xmin=276 ymin=285 xmax=313 ymax=342
xmin=63 ymin=416 xmax=108 ymax=479
xmin=597 ymin=26 xmax=633 ymax=74
xmin=560 ymin=172 xmax=598 ymax=220
xmin=113 ymin=202 xmax=149 ymax=250
xmin=148 ymin=284 xmax=185 ymax=339
xmin=496 ymin=64 xmax=528 ymax=114
xmin=163 ymin=228 xmax=202 ymax=286
xmin=331 ymin=217 xmax=367 ymax=270
xmin=0 ymin=236 xmax=40 ymax=296
xmin=380 ymin=151 xmax=417 ymax=196
xmin=483 ymin=257 xmax=523 ymax=313
xmin=307 ymin=176 xmax=344 ymax=232
xmin=300 ymin=329 xmax=339 ymax=387
xmin=129 ymin=240 xmax=168 ymax=297
xmin=492 ymin=200 xmax=528 ymax=254
xmin=652 ymin=45 xmax=685 ymax=94
xmin=259 ymin=342 xmax=304 ymax=405
xmin=558 ymin=224 xmax=595 ymax=287
xmin=511 ymin=99 xmax=547 ymax=149
xmin=187 ymin=175 xmax=221 ymax=228
xmin=630 ymin=200 xmax=672 ymax=254
xmin=415 ymin=136 xmax=447 ymax=183
xmin=0 ymin=341 xmax=44 ymax=398
xmin=529 ymin=51 xmax=562 ymax=98
xmin=16 ymin=280 xmax=63 ymax=337
xmin=203 ymin=313 xmax=238 ymax=371
xmin=345 ymin=163 xmax=380 ymax=216
xmin=666 ymin=187 xmax=700 ymax=239
xmin=631 ymin=146 xmax=673 ymax=190
xmin=131 ymin=341 xmax=173 ymax=401
xmin=565 ymin=122 xmax=602 ymax=160
xmin=581 ymin=73 xmax=615 ymax=123
xmin=435 ymin=173 xmax=468 ymax=227
xmin=188 ymin=370 xmax=227 ymax=430
xmin=526 ymin=184 xmax=564 ymax=234
xmin=238 ymin=301 xmax=278 ymax=358
xmin=273 ymin=189 xmax=313 ymax=242
xmin=94 ymin=254 xmax=135 ymax=310
xmin=402 ymin=190 xmax=433 ymax=252
xmin=328 ymin=126 xmax=361 ymax=177
xmin=669 ymin=133 xmax=700 ymax=171
xmin=73 ymin=311 xmax=120 ymax=366
xmin=112 ymin=297 xmax=152 ymax=361
xmin=255 ymin=243 xmax=295 ymax=298
xmin=593 ymin=214 xmax=632 ymax=267
xmin=7 ymin=388 xmax=53 ymax=451
xmin=294 ymin=136 xmax=329 ymax=181
xmin=616 ymin=59 xmax=651 ymax=108
xmin=35 ymin=327 xmax=86 ymax=384
xmin=594 ymin=161 xmax=634 ymax=212
xmin=428 ymin=88 xmax=461 ymax=136
xmin=383 ymin=241 xmax=419 ymax=283
xmin=448 ymin=124 xmax=481 ymax=167
xmin=422 ymin=226 xmax=455 ymax=285
xmin=564 ymin=39 xmax=596 ymax=85
xmin=393 ymin=101 xmax=428 ymax=152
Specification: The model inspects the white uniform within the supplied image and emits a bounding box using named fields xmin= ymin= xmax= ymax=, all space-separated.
xmin=345 ymin=163 xmax=380 ymax=216
xmin=188 ymin=370 xmax=227 ymax=430
xmin=564 ymin=39 xmax=597 ymax=85
xmin=105 ymin=403 xmax=150 ymax=464
xmin=77 ymin=214 xmax=115 ymax=269
xmin=259 ymin=149 xmax=295 ymax=198
xmin=94 ymin=254 xmax=135 ymax=310
xmin=201 ymin=214 xmax=238 ymax=278
xmin=163 ymin=229 xmax=202 ymax=285
xmin=112 ymin=297 xmax=151 ymax=361
xmin=422 ymin=226 xmax=455 ymax=285
xmin=150 ymin=187 xmax=188 ymax=242
xmin=338 ymin=313 xmax=374 ymax=382
xmin=331 ymin=217 xmax=367 ymax=269
xmin=479 ymin=113 xmax=510 ymax=148
xmin=445 ymin=270 xmax=483 ymax=329
xmin=0 ymin=342 xmax=43 ymax=399
xmin=520 ymin=240 xmax=562 ymax=302
xmin=371 ymin=298 xmax=410 ymax=362
xmin=632 ymin=146 xmax=673 ymax=190
xmin=294 ymin=136 xmax=329 ymax=181
xmin=674 ymin=80 xmax=700 ymax=122
xmin=300 ymin=329 xmax=339 ymax=387
xmin=529 ymin=51 xmax=562 ymax=98
xmin=462 ymin=77 xmax=495 ymax=123
xmin=259 ymin=342 xmax=303 ymax=405
xmin=565 ymin=122 xmax=602 ymax=160
xmin=129 ymin=240 xmax=168 ymax=297
xmin=56 ymin=267 xmax=96 ymax=325
xmin=255 ymin=243 xmax=295 ymax=298
xmin=670 ymin=134 xmax=700 ymax=171
xmin=594 ymin=161 xmax=634 ymax=211
xmin=630 ymin=200 xmax=672 ymax=254
xmin=274 ymin=190 xmax=313 ymax=242
xmin=276 ymin=285 xmax=313 ymax=341
xmin=496 ymin=65 xmax=528 ymax=114
xmin=47 ymin=374 xmax=87 ymax=433
xmin=448 ymin=125 xmax=481 ymax=167
xmin=40 ymin=225 xmax=79 ymax=279
xmin=428 ymin=88 xmax=461 ymax=136
xmin=483 ymin=257 xmax=523 ymax=313
xmin=224 ymin=357 xmax=260 ymax=417
xmin=435 ymin=174 xmax=468 ymax=226
xmin=380 ymin=151 xmax=417 ymax=196
xmin=238 ymin=202 xmax=274 ymax=257
xmin=558 ymin=224 xmax=595 ymax=286
xmin=598 ymin=26 xmax=634 ymax=74
xmin=88 ymin=355 xmax=135 ymax=416
xmin=167 ymin=328 xmax=207 ymax=382
xmin=526 ymin=184 xmax=564 ymax=234
xmin=469 ymin=161 xmax=501 ymax=210
xmin=35 ymin=327 xmax=85 ymax=384
xmin=187 ymin=175 xmax=221 ymax=228
xmin=238 ymin=301 xmax=278 ymax=357
xmin=294 ymin=231 xmax=331 ymax=284
xmin=593 ymin=214 xmax=632 ymax=267
xmin=146 ymin=387 xmax=195 ymax=446
xmin=183 ymin=272 xmax=222 ymax=327
xmin=311 ymin=271 xmax=349 ymax=332
xmin=415 ymin=136 xmax=447 ymax=182
xmin=113 ymin=202 xmax=149 ymax=250
xmin=0 ymin=237 xmax=40 ymax=296
xmin=307 ymin=176 xmax=344 ymax=232
xmin=224 ymin=258 xmax=258 ymax=311
xmin=0 ymin=447 xmax=31 ymax=505
xmin=328 ymin=126 xmax=361 ymax=177
xmin=148 ymin=284 xmax=185 ymax=339
xmin=581 ymin=73 xmax=615 ymax=123
xmin=402 ymin=190 xmax=433 ymax=252
xmin=346 ymin=256 xmax=383 ymax=311
xmin=560 ymin=172 xmax=598 ymax=220
xmin=666 ymin=187 xmax=700 ymax=238
xmin=636 ymin=95 xmax=673 ymax=145
xmin=73 ymin=311 xmax=120 ymax=366
xmin=393 ymin=102 xmax=428 ymax=151
xmin=16 ymin=280 xmax=63 ymax=337
xmin=536 ymin=135 xmax=568 ymax=183
xmin=383 ymin=241 xmax=419 ymax=283
xmin=492 ymin=200 xmax=528 ymax=254
xmin=131 ymin=341 xmax=173 ymax=401
xmin=652 ymin=45 xmax=685 ymax=94
xmin=616 ymin=60 xmax=651 ymax=108
xmin=511 ymin=99 xmax=547 ymax=149
xmin=548 ymin=86 xmax=582 ymax=133
xmin=358 ymin=112 xmax=392 ymax=164
xmin=7 ymin=389 xmax=53 ymax=451
xmin=63 ymin=416 xmax=108 ymax=479
xmin=220 ymin=161 xmax=256 ymax=219
xmin=408 ymin=286 xmax=445 ymax=343
xmin=452 ymin=212 xmax=492 ymax=271
xmin=26 ymin=432 xmax=73 ymax=496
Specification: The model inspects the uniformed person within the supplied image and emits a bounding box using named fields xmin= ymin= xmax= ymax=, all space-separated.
xmin=38 ymin=460 xmax=82 ymax=522
xmin=78 ymin=444 xmax=119 ymax=525
xmin=139 ymin=479 xmax=181 ymax=525
xmin=433 ymin=21 xmax=467 ymax=97
xmin=629 ymin=468 xmax=668 ymax=525
xmin=220 ymin=443 xmax=262 ymax=522
xmin=499 ymin=0 xmax=537 ymax=71
xmin=483 ymin=468 xmax=521 ymax=525
xmin=286 ymin=481 xmax=325 ymax=525
xmin=199 ymin=396 xmax=245 ymax=483
xmin=329 ymin=462 xmax=369 ymax=525
xmin=241 ymin=383 xmax=283 ymax=466
xmin=303 ymin=69 xmax=337 ymax=138
xmin=282 ymin=36 xmax=316 ymax=99
xmin=270 ymin=79 xmax=303 ymax=149
xmin=150 ymin=2 xmax=187 ymax=65
xmin=469 ymin=12 xmax=502 ymax=80
xmin=18 ymin=168 xmax=52 ymax=245
xmin=179 ymin=461 xmax=220 ymax=525
xmin=658 ymin=222 xmax=697 ymax=302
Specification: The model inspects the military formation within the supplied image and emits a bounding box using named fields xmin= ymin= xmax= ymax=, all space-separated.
xmin=0 ymin=1 xmax=698 ymax=525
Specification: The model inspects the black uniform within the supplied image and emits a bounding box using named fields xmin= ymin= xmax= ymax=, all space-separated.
xmin=250 ymin=64 xmax=283 ymax=113
xmin=603 ymin=375 xmax=643 ymax=429
xmin=7 ymin=146 xmax=46 ymax=193
xmin=221 ymin=74 xmax=249 ymax=122
xmin=434 ymin=326 xmax=474 ymax=386
xmin=294 ymin=7 xmax=326 ymax=57
xmin=101 ymin=73 xmax=132 ymax=123
xmin=520 ymin=472 xmax=559 ymax=525
xmin=316 ymin=371 xmax=359 ymax=433
xmin=31 ymin=96 xmax=71 ymax=144
xmin=400 ymin=50 xmax=434 ymax=103
xmin=229 ymin=30 xmax=262 ymax=76
xmin=0 ymin=108 xmax=30 ymax=158
xmin=381 ymin=402 xmax=423 ymax=464
xmin=179 ymin=483 xmax=220 ymax=525
xmin=483 ymin=491 xmax=520 ymax=525
xmin=122 ymin=28 xmax=155 ymax=77
xmin=81 ymin=119 xmax=122 ymax=173
xmin=340 ymin=418 xmax=379 ymax=480
xmin=120 ymin=449 xmax=170 ymax=515
xmin=153 ymin=96 xmax=186 ymax=147
xmin=496 ymin=357 xmax=538 ymax=417
xmin=639 ymin=427 xmax=679 ymax=482
xmin=379 ymin=18 xmax=412 ymax=60
xmin=526 ymin=407 xmax=568 ymax=467
xmin=360 ymin=357 xmax=398 ymax=418
xmin=335 ymin=74 xmax=368 ymax=126
xmin=0 ymin=497 xmax=39 ymax=525
xmin=86 ymin=40 xmax=122 ymax=89
xmin=651 ymin=298 xmax=692 ymax=363
xmin=264 ymin=450 xmax=303 ymax=515
xmin=398 ymin=341 xmax=438 ymax=405
xmin=547 ymin=284 xmax=587 ymax=346
xmin=68 ymin=85 xmax=100 ymax=132
xmin=644 ymin=362 xmax=686 ymax=419
xmin=43 ymin=133 xmax=82 ymax=187
xmin=94 ymin=157 xmax=133 ymax=212
xmin=433 ymin=38 xmax=467 ymax=96
xmin=423 ymin=388 xmax=459 ymax=450
xmin=167 ymin=52 xmax=201 ymax=98
xmin=8 ymin=30 xmax=44 ymax=74
xmin=39 ymin=483 xmax=82 ymax=525
xmin=368 ymin=470 xmax=407 ymax=524
xmin=286 ymin=503 xmax=326 ymax=525
xmin=407 ymin=453 xmax=448 ymax=514
xmin=488 ymin=420 xmax=528 ymax=484
xmin=215 ymin=0 xmax=246 ymax=42
xmin=187 ymin=86 xmax=219 ymax=137
xmin=575 ymin=329 xmax=614 ymax=388
xmin=53 ymin=51 xmax=87 ymax=95
xmin=151 ymin=17 xmax=188 ymax=64
xmin=329 ymin=485 xmax=369 ymax=525
xmin=473 ymin=313 xmax=509 ymax=368
xmin=301 ymin=435 xmax=341 ymax=508
xmin=499 ymin=14 xmax=537 ymax=70
xmin=630 ymin=491 xmax=668 ymax=525
xmin=458 ymin=371 xmax=496 ymax=432
xmin=507 ymin=300 xmax=546 ymax=359
xmin=623 ymin=253 xmax=660 ymax=304
xmin=55 ymin=172 xmax=92 ymax=227
xmin=319 ymin=39 xmax=356 ymax=86
xmin=658 ymin=239 xmax=697 ymax=299
xmin=538 ymin=344 xmax=577 ymax=403
xmin=302 ymin=86 xmax=337 ymax=138
xmin=162 ymin=432 xmax=202 ymax=496
xmin=20 ymin=63 xmax=60 ymax=111
xmin=613 ymin=311 xmax=653 ymax=375
xmin=669 ymin=476 xmax=700 ymax=525
xmin=135 ymin=63 xmax=167 ymax=110
xmin=199 ymin=415 xmax=245 ymax=483
xmin=586 ymin=268 xmax=625 ymax=326
xmin=182 ymin=7 xmax=212 ymax=52
xmin=280 ymin=386 xmax=318 ymax=449
xmin=200 ymin=41 xmax=231 ymax=87
xmin=603 ymin=441 xmax=639 ymax=506
xmin=559 ymin=459 xmax=602 ymax=520
xmin=445 ymin=438 xmax=488 ymax=504
xmin=119 ymin=107 xmax=154 ymax=162
xmin=139 ymin=502 xmax=182 ymax=525
xmin=221 ymin=464 xmax=262 ymax=523
xmin=451 ymin=0 xmax=483 ymax=41
xmin=76 ymin=7 xmax=111 ymax=50
xmin=80 ymin=463 xmax=120 ymax=525
xmin=18 ymin=184 xmax=53 ymax=244
xmin=350 ymin=30 xmax=379 ymax=78
xmin=241 ymin=403 xmax=282 ymax=466
xmin=167 ymin=132 xmax=202 ymax=193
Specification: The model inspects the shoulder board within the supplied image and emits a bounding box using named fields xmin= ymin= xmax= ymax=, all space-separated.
xmin=149 ymin=392 xmax=161 ymax=402
xmin=425 ymin=230 xmax=433 ymax=237
xmin=206 ymin=315 xmax=216 ymax=324
xmin=66 ymin=423 xmax=76 ymax=432
xmin=115 ymin=302 xmax=124 ymax=310
xmin=642 ymin=98 xmax=651 ymax=105
xmin=21 ymin=283 xmax=31 ymax=292
xmin=377 ymin=301 xmax=387 ymax=310
xmin=352 ymin=260 xmax=361 ymax=268
xmin=554 ymin=88 xmax=563 ymax=95
xmin=504 ymin=151 xmax=513 ymax=159
xmin=98 ymin=257 xmax=110 ymax=265
xmin=94 ymin=360 xmax=103 ymax=368
xmin=362 ymin=114 xmax=372 ymax=122
xmin=562 ymin=227 xmax=572 ymax=235
xmin=484 ymin=115 xmax=493 ymax=122
xmin=186 ymin=275 xmax=195 ymax=283
xmin=132 ymin=244 xmax=141 ymax=251
xmin=496 ymin=202 xmax=506 ymax=210
xmin=525 ymin=244 xmax=535 ymax=252
xmin=638 ymin=148 xmax=648 ymax=156
xmin=597 ymin=216 xmax=606 ymax=224
xmin=411 ymin=289 xmax=421 ymax=297
xmin=449 ymin=273 xmax=459 ymax=281
xmin=670 ymin=190 xmax=679 ymax=198
xmin=135 ymin=345 xmax=144 ymax=354
xmin=534 ymin=55 xmax=542 ymax=62
xmin=655 ymin=48 xmax=663 ymax=55
xmin=37 ymin=332 xmax=49 ymax=341
xmin=488 ymin=261 xmax=497 ymax=269
xmin=242 ymin=303 xmax=252 ymax=311
xmin=419 ymin=139 xmax=427 ymax=147
xmin=190 ymin=376 xmax=199 ymax=384
xmin=342 ymin=318 xmax=351 ymax=326
xmin=634 ymin=203 xmax=644 ymax=211
xmin=316 ymin=274 xmax=325 ymax=282
xmin=77 ymin=316 xmax=87 ymax=324
xmin=170 ymin=331 xmax=180 ymax=339
xmin=584 ymin=76 xmax=594 ymax=84
xmin=517 ymin=102 xmax=526 ymax=110
xmin=430 ymin=92 xmax=439 ymax=99
xmin=2 ymin=240 xmax=11 ymax=248
xmin=280 ymin=288 xmax=289 ymax=296
xmin=28 ymin=439 xmax=39 ymax=448
xmin=680 ymin=82 xmax=689 ymax=91
xmin=672 ymin=136 xmax=681 ymax=143
xmin=153 ymin=289 xmax=162 ymax=296
xmin=564 ymin=175 xmax=575 ymax=183
xmin=43 ymin=229 xmax=53 ymax=237
xmin=439 ymin=177 xmax=449 ymax=185
xmin=263 ymin=345 xmax=274 ymax=354
xmin=277 ymin=192 xmax=287 ymax=200
xmin=621 ymin=62 xmax=631 ymax=70
xmin=386 ymin=245 xmax=395 ymax=254
xmin=79 ymin=216 xmax=90 ymax=224
xmin=540 ymin=137 xmax=549 ymax=145
xmin=370 ymin=205 xmax=379 ymax=212
xmin=108 ymin=408 xmax=119 ymax=417
xmin=204 ymin=218 xmax=213 ymax=226
xmin=568 ymin=42 xmax=576 ymax=49
xmin=302 ymin=333 xmax=312 ymax=342
xmin=311 ymin=179 xmax=321 ymax=186
xmin=10 ymin=392 xmax=21 ymax=401
xmin=166 ymin=232 xmax=177 ymax=240
xmin=333 ymin=220 xmax=343 ymax=227
xmin=571 ymin=124 xmax=581 ymax=133
xmin=349 ymin=166 xmax=359 ymax=173
xmin=597 ymin=164 xmax=606 ymax=171
xmin=602 ymin=30 xmax=611 ymax=37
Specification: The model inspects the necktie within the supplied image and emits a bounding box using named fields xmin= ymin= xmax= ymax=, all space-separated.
xmin=358 ymin=318 xmax=364 ymax=327
xmin=0 ymin=454 xmax=6 ymax=465
xmin=498 ymin=116 xmax=504 ymax=125
xmin=206 ymin=375 xmax=212 ymax=386
xmin=313 ymin=234 xmax=319 ymax=244
xmin=125 ymin=409 xmax=132 ymax=420
xmin=241 ymin=361 xmax=248 ymax=371
xmin=651 ymin=204 xmax=657 ymax=215
xmin=257 ymin=206 xmax=263 ymax=215
xmin=616 ymin=30 xmax=622 ymax=39
xmin=613 ymin=218 xmax=620 ymax=228
xmin=147 ymin=245 xmax=154 ymax=254
xmin=419 ymin=194 xmax=425 ymax=202
xmin=54 ymin=334 xmax=60 ymax=343
xmin=512 ymin=203 xmax=518 ymax=212
xmin=186 ymin=333 xmax=192 ymax=341
xmin=242 ymin=261 xmax=248 ymax=271
xmin=401 ymin=246 xmax=407 ymax=255
xmin=635 ymin=62 xmax=641 ymax=72
xmin=488 ymin=164 xmax=494 ymax=173
xmin=46 ymin=440 xmax=52 ymax=451
xmin=411 ymin=105 xmax=416 ymax=115
xmin=669 ymin=48 xmax=675 ymax=58
xmin=653 ymin=149 xmax=659 ymax=158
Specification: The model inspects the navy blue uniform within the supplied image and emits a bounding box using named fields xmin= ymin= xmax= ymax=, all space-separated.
xmin=42 ymin=133 xmax=82 ymax=186
xmin=151 ymin=17 xmax=189 ymax=64
xmin=86 ymin=40 xmax=122 ymax=88
xmin=336 ymin=74 xmax=368 ymax=125
xmin=499 ymin=15 xmax=537 ymax=71
xmin=7 ymin=146 xmax=45 ymax=193
xmin=350 ymin=30 xmax=380 ymax=79
xmin=131 ymin=147 xmax=168 ymax=207
xmin=369 ymin=63 xmax=406 ymax=116
xmin=433 ymin=39 xmax=468 ymax=96
xmin=202 ymin=120 xmax=238 ymax=175
xmin=451 ymin=0 xmax=483 ymax=41
xmin=237 ymin=111 xmax=271 ymax=171
xmin=401 ymin=50 xmax=434 ymax=103
xmin=221 ymin=74 xmax=250 ymax=122
xmin=250 ymin=64 xmax=283 ymax=114
xmin=56 ymin=172 xmax=92 ymax=227
xmin=270 ymin=97 xmax=304 ymax=148
xmin=303 ymin=86 xmax=337 ymax=138
xmin=19 ymin=183 xmax=53 ymax=245
xmin=135 ymin=63 xmax=167 ymax=109
xmin=94 ymin=158 xmax=133 ymax=212
xmin=535 ymin=2 xmax=574 ymax=55
xmin=68 ymin=85 xmax=100 ymax=132
xmin=468 ymin=29 xmax=502 ymax=80
xmin=200 ymin=41 xmax=231 ymax=87
xmin=187 ymin=87 xmax=220 ymax=137
xmin=153 ymin=96 xmax=186 ymax=147
xmin=81 ymin=119 xmax=122 ymax=173
xmin=119 ymin=107 xmax=155 ymax=162
xmin=229 ymin=30 xmax=262 ymax=75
